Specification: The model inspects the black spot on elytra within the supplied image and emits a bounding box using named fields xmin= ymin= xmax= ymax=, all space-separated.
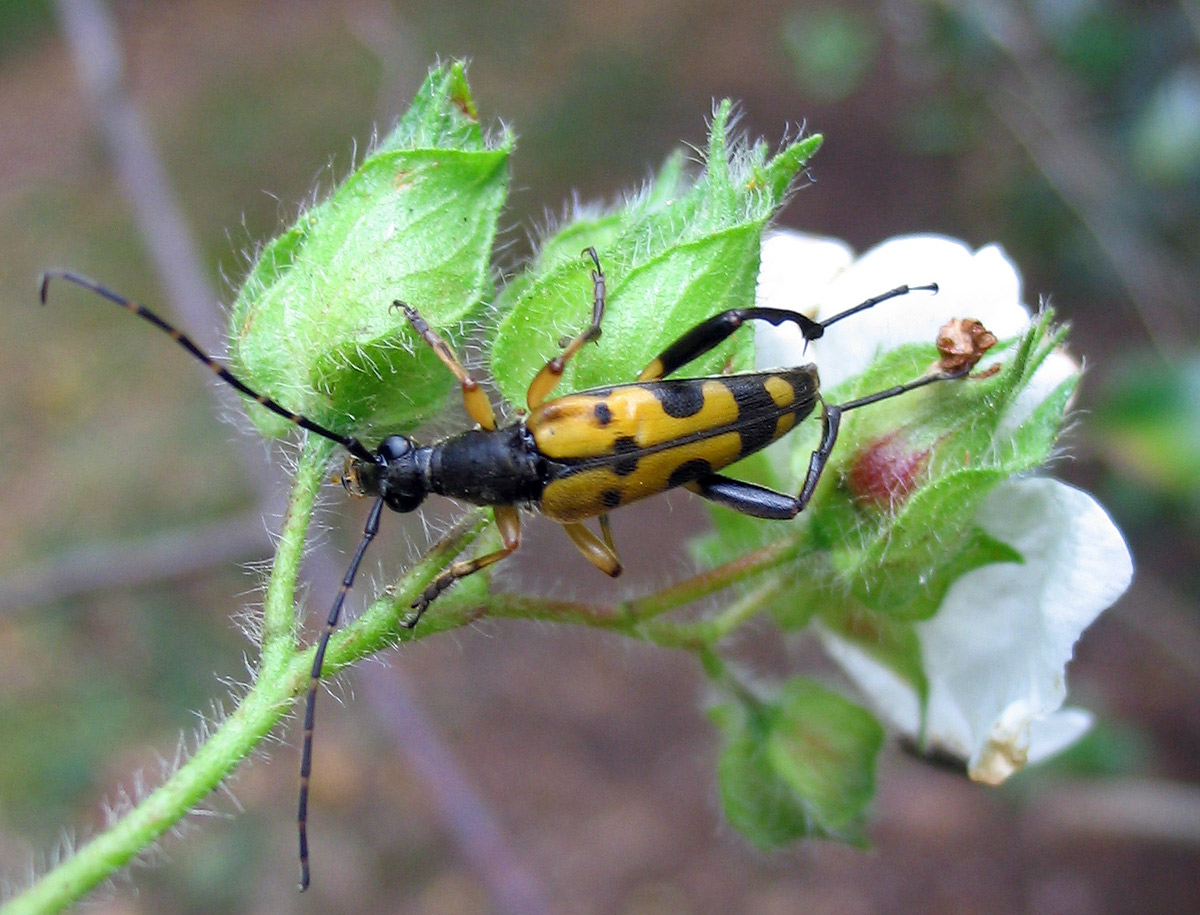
xmin=611 ymin=436 xmax=640 ymax=476
xmin=601 ymin=488 xmax=621 ymax=508
xmin=654 ymin=382 xmax=705 ymax=419
xmin=732 ymin=377 xmax=791 ymax=458
xmin=594 ymin=402 xmax=613 ymax=426
xmin=668 ymin=458 xmax=713 ymax=489
xmin=737 ymin=419 xmax=778 ymax=460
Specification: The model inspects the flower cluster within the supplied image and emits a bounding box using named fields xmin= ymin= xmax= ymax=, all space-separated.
xmin=755 ymin=231 xmax=1132 ymax=781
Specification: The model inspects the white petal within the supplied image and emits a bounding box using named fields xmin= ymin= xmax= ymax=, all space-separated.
xmin=810 ymin=236 xmax=1033 ymax=388
xmin=923 ymin=478 xmax=1131 ymax=780
xmin=820 ymin=478 xmax=1132 ymax=780
xmin=815 ymin=625 xmax=923 ymax=735
xmin=756 ymin=229 xmax=856 ymax=314
xmin=1028 ymin=707 xmax=1095 ymax=764
xmin=754 ymin=233 xmax=1038 ymax=388
xmin=755 ymin=230 xmax=855 ymax=371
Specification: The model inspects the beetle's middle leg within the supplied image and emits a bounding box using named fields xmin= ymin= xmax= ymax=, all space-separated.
xmin=562 ymin=520 xmax=623 ymax=577
xmin=526 ymin=247 xmax=608 ymax=410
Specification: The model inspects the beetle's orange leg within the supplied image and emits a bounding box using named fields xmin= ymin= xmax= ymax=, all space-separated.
xmin=404 ymin=505 xmax=521 ymax=626
xmin=562 ymin=520 xmax=623 ymax=577
xmin=526 ymin=247 xmax=607 ymax=410
xmin=597 ymin=513 xmax=616 ymax=554
xmin=398 ymin=301 xmax=497 ymax=431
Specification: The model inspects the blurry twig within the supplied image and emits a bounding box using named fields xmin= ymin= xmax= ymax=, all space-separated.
xmin=53 ymin=0 xmax=217 ymax=347
xmin=344 ymin=2 xmax=425 ymax=126
xmin=0 ymin=513 xmax=270 ymax=613
xmin=1026 ymin=778 xmax=1200 ymax=846
xmin=52 ymin=0 xmax=278 ymax=498
xmin=362 ymin=665 xmax=554 ymax=915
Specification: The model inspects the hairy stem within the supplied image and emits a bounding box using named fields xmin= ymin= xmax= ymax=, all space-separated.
xmin=1 ymin=438 xmax=328 ymax=915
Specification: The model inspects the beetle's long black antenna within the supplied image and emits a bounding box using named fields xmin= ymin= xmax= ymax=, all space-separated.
xmin=813 ymin=283 xmax=939 ymax=336
xmin=40 ymin=270 xmax=375 ymax=463
xmin=298 ymin=495 xmax=384 ymax=891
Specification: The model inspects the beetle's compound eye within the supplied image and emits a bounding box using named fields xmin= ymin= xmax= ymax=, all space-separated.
xmin=374 ymin=435 xmax=425 ymax=513
xmin=378 ymin=434 xmax=413 ymax=461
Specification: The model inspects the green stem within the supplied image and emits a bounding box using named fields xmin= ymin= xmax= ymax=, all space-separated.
xmin=636 ymin=574 xmax=790 ymax=650
xmin=309 ymin=509 xmax=492 ymax=675
xmin=260 ymin=438 xmax=335 ymax=672
xmin=490 ymin=535 xmax=799 ymax=633
xmin=1 ymin=437 xmax=331 ymax=915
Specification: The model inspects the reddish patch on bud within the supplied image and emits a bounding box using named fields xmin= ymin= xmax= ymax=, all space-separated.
xmin=450 ymin=85 xmax=478 ymax=119
xmin=937 ymin=318 xmax=997 ymax=375
xmin=846 ymin=430 xmax=932 ymax=511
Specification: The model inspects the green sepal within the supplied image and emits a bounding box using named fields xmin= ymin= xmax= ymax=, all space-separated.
xmin=772 ymin=315 xmax=1074 ymax=695
xmin=772 ymin=313 xmax=1073 ymax=611
xmin=490 ymin=105 xmax=822 ymax=407
xmin=229 ymin=61 xmax=511 ymax=440
xmin=711 ymin=677 xmax=883 ymax=847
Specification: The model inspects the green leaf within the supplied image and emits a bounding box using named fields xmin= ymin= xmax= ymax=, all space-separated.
xmin=712 ymin=677 xmax=883 ymax=847
xmin=229 ymin=61 xmax=511 ymax=439
xmin=1009 ymin=372 xmax=1077 ymax=465
xmin=767 ymin=679 xmax=883 ymax=840
xmin=490 ymin=104 xmax=822 ymax=407
xmin=839 ymin=466 xmax=1013 ymax=614
xmin=712 ymin=702 xmax=811 ymax=847
xmin=381 ymin=61 xmax=481 ymax=150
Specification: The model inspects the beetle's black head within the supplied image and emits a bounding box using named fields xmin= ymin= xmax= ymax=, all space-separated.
xmin=341 ymin=434 xmax=427 ymax=513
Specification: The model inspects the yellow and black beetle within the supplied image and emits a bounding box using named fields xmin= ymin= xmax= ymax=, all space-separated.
xmin=40 ymin=248 xmax=979 ymax=888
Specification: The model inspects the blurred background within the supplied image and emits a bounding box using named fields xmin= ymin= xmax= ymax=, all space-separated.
xmin=1 ymin=1 xmax=1198 ymax=912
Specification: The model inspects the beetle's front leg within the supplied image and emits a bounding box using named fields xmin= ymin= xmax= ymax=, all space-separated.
xmin=404 ymin=505 xmax=522 ymax=626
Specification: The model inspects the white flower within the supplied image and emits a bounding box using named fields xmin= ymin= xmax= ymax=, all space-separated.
xmin=759 ymin=232 xmax=1031 ymax=384
xmin=755 ymin=230 xmax=1133 ymax=781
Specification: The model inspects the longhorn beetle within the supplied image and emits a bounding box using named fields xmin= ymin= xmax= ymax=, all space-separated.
xmin=40 ymin=249 xmax=980 ymax=888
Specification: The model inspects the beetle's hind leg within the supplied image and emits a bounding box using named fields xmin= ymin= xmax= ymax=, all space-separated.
xmin=637 ymin=285 xmax=938 ymax=383
xmin=562 ymin=519 xmax=623 ymax=577
xmin=526 ymin=247 xmax=608 ymax=410
xmin=689 ymin=363 xmax=970 ymax=520
xmin=686 ymin=475 xmax=803 ymax=520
